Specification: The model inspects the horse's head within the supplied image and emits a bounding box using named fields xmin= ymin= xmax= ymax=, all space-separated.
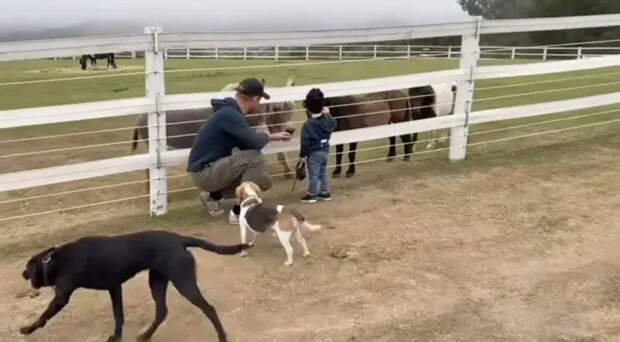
xmin=263 ymin=101 xmax=295 ymax=135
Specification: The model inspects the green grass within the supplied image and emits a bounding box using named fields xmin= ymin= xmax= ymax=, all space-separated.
xmin=0 ymin=57 xmax=536 ymax=110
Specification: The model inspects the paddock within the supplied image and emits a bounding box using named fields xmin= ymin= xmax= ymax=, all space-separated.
xmin=0 ymin=15 xmax=619 ymax=342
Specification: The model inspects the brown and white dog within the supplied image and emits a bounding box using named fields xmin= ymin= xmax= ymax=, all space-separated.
xmin=235 ymin=181 xmax=322 ymax=266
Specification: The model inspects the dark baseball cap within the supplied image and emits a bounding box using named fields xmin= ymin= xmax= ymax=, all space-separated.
xmin=234 ymin=78 xmax=270 ymax=100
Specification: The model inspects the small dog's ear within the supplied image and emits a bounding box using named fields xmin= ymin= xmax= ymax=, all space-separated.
xmin=235 ymin=184 xmax=243 ymax=201
xmin=249 ymin=182 xmax=262 ymax=195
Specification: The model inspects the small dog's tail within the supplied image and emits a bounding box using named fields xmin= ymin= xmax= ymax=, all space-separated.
xmin=287 ymin=208 xmax=322 ymax=232
xmin=301 ymin=221 xmax=322 ymax=231
xmin=182 ymin=236 xmax=251 ymax=255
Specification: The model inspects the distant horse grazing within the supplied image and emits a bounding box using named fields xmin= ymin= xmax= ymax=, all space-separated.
xmin=408 ymin=83 xmax=457 ymax=150
xmin=326 ymin=90 xmax=413 ymax=178
xmin=79 ymin=53 xmax=117 ymax=70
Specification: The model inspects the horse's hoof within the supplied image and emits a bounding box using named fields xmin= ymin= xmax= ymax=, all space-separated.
xmin=386 ymin=157 xmax=395 ymax=163
xmin=332 ymin=172 xmax=341 ymax=179
xmin=345 ymin=172 xmax=355 ymax=178
xmin=403 ymin=156 xmax=411 ymax=162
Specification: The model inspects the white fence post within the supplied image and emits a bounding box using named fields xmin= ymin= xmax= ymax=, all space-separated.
xmin=215 ymin=47 xmax=219 ymax=60
xmin=243 ymin=47 xmax=248 ymax=60
xmin=186 ymin=48 xmax=190 ymax=59
xmin=143 ymin=26 xmax=168 ymax=216
xmin=450 ymin=20 xmax=480 ymax=162
xmin=373 ymin=44 xmax=378 ymax=59
xmin=164 ymin=48 xmax=168 ymax=59
xmin=447 ymin=45 xmax=452 ymax=58
xmin=305 ymin=45 xmax=310 ymax=60
xmin=339 ymin=45 xmax=343 ymax=60
xmin=275 ymin=46 xmax=279 ymax=61
xmin=407 ymin=45 xmax=412 ymax=59
xmin=577 ymin=47 xmax=583 ymax=59
xmin=511 ymin=47 xmax=516 ymax=59
xmin=543 ymin=47 xmax=548 ymax=60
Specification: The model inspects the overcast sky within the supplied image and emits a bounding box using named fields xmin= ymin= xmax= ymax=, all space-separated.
xmin=0 ymin=0 xmax=470 ymax=40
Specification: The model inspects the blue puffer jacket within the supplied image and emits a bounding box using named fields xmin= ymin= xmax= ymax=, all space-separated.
xmin=299 ymin=111 xmax=337 ymax=158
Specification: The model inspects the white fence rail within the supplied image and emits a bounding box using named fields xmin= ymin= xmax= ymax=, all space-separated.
xmin=112 ymin=45 xmax=620 ymax=61
xmin=1 ymin=14 xmax=620 ymax=217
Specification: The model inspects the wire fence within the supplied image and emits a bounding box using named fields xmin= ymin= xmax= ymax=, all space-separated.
xmin=2 ymin=109 xmax=618 ymax=222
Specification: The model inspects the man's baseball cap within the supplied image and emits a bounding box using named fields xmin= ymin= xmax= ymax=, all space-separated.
xmin=234 ymin=78 xmax=270 ymax=100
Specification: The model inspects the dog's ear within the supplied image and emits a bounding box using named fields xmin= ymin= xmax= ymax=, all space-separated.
xmin=24 ymin=247 xmax=56 ymax=288
xmin=249 ymin=182 xmax=262 ymax=195
xmin=235 ymin=184 xmax=244 ymax=201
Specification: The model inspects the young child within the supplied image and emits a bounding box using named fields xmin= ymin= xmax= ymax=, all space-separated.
xmin=299 ymin=88 xmax=337 ymax=203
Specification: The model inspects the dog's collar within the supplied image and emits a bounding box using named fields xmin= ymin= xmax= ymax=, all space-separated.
xmin=41 ymin=251 xmax=54 ymax=287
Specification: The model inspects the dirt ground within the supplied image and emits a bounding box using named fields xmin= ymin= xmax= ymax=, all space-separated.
xmin=1 ymin=133 xmax=619 ymax=342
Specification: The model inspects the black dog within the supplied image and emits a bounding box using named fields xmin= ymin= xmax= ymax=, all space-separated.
xmin=20 ymin=230 xmax=250 ymax=342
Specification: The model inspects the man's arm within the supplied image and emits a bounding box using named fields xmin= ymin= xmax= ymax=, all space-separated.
xmin=222 ymin=112 xmax=270 ymax=150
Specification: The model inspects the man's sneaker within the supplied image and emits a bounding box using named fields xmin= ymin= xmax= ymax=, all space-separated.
xmin=301 ymin=194 xmax=318 ymax=204
xmin=228 ymin=210 xmax=240 ymax=225
xmin=200 ymin=192 xmax=225 ymax=217
xmin=318 ymin=193 xmax=332 ymax=201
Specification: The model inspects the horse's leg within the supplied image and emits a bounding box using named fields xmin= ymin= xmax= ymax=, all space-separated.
xmin=401 ymin=133 xmax=413 ymax=162
xmin=386 ymin=136 xmax=396 ymax=162
xmin=332 ymin=144 xmax=343 ymax=178
xmin=110 ymin=54 xmax=118 ymax=69
xmin=345 ymin=142 xmax=357 ymax=177
xmin=412 ymin=132 xmax=419 ymax=152
xmin=438 ymin=128 xmax=449 ymax=145
xmin=278 ymin=152 xmax=293 ymax=179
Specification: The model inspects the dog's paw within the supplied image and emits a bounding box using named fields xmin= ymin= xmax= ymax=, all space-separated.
xmin=107 ymin=334 xmax=122 ymax=342
xmin=240 ymin=250 xmax=248 ymax=258
xmin=20 ymin=326 xmax=34 ymax=335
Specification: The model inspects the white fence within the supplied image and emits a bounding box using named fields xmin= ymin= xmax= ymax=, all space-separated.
xmin=111 ymin=44 xmax=620 ymax=61
xmin=1 ymin=14 xmax=620 ymax=218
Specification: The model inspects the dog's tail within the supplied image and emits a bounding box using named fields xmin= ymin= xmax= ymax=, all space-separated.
xmin=301 ymin=221 xmax=322 ymax=231
xmin=287 ymin=208 xmax=322 ymax=232
xmin=182 ymin=236 xmax=251 ymax=255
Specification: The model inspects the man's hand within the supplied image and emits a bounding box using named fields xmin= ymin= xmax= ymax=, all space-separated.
xmin=269 ymin=132 xmax=292 ymax=142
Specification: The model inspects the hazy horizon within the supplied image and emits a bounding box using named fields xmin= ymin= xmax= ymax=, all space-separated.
xmin=0 ymin=0 xmax=471 ymax=41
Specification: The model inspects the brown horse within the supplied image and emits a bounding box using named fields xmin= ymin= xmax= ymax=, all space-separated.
xmin=326 ymin=90 xmax=413 ymax=178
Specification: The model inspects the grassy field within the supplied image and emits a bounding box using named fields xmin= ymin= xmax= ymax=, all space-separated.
xmin=0 ymin=57 xmax=544 ymax=110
